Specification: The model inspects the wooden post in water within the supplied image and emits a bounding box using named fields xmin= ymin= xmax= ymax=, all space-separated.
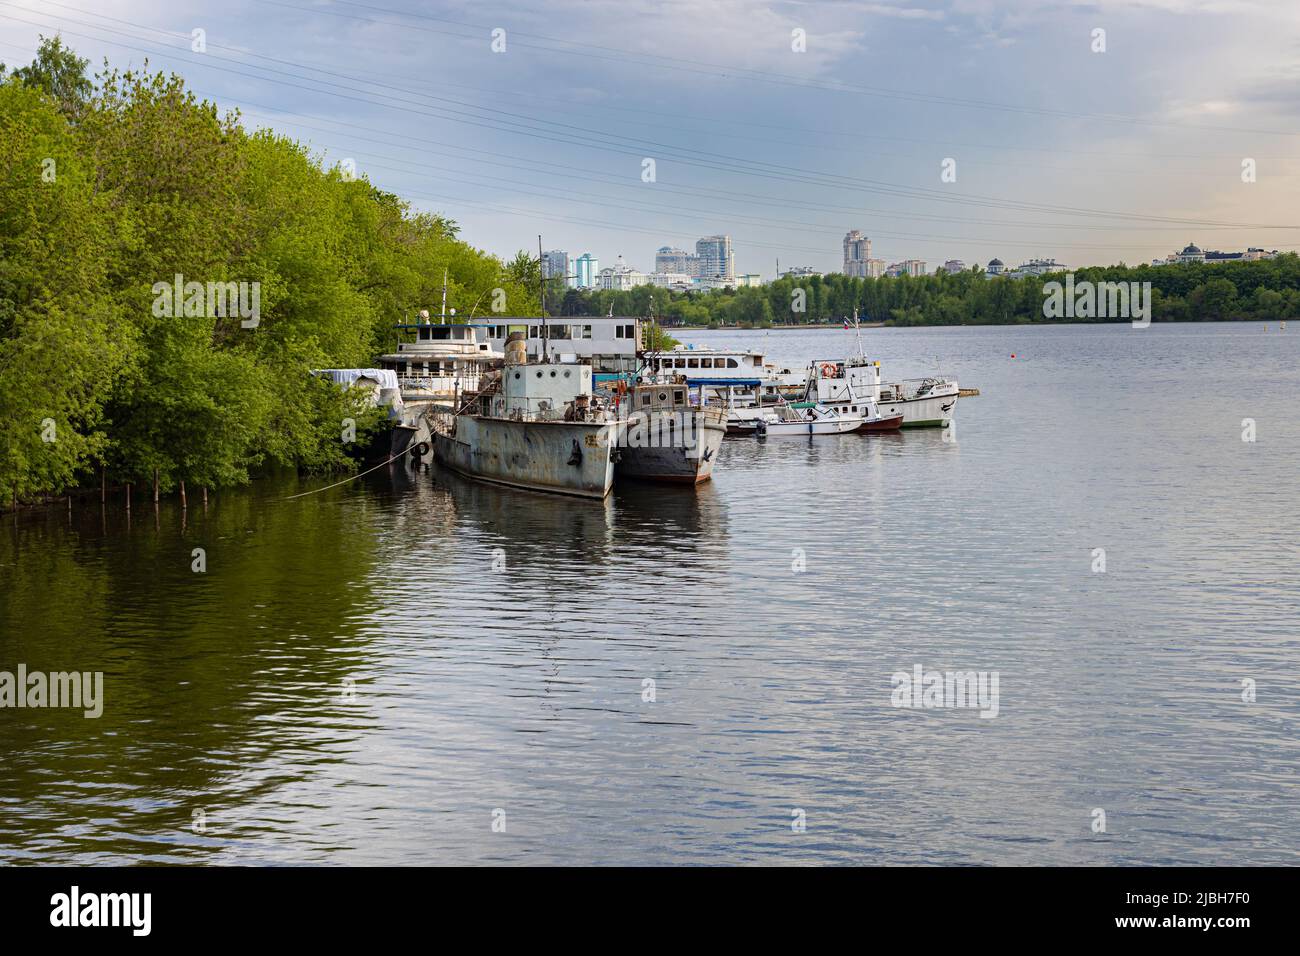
xmin=203 ymin=486 xmax=208 ymax=510
xmin=180 ymin=480 xmax=187 ymax=509
xmin=100 ymin=466 xmax=106 ymax=503
xmin=153 ymin=467 xmax=159 ymax=503
xmin=125 ymin=483 xmax=131 ymax=510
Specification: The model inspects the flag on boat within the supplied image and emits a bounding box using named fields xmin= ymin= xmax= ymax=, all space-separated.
xmin=843 ymin=319 xmax=850 ymax=329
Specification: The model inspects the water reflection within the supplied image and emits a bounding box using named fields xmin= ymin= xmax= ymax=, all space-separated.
xmin=2 ymin=324 xmax=1299 ymax=864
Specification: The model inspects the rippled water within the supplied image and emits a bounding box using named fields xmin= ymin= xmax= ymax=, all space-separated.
xmin=2 ymin=322 xmax=1298 ymax=865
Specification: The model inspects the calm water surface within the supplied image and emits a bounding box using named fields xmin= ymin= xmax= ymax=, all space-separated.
xmin=2 ymin=322 xmax=1298 ymax=864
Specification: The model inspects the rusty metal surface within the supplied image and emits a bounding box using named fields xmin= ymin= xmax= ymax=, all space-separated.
xmin=433 ymin=415 xmax=618 ymax=498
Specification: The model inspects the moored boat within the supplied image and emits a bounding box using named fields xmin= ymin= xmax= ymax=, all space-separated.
xmin=804 ymin=356 xmax=958 ymax=429
xmin=755 ymin=402 xmax=863 ymax=436
xmin=378 ymin=311 xmax=501 ymax=462
xmin=616 ymin=382 xmax=727 ymax=484
xmin=431 ymin=333 xmax=625 ymax=498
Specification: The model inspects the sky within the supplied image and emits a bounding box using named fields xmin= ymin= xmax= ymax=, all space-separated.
xmin=2 ymin=0 xmax=1298 ymax=277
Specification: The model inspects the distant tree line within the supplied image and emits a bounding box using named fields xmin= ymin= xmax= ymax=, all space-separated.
xmin=547 ymin=256 xmax=1300 ymax=327
xmin=1 ymin=38 xmax=539 ymax=508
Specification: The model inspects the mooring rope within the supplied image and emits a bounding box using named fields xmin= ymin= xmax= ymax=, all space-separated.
xmin=282 ymin=439 xmax=424 ymax=500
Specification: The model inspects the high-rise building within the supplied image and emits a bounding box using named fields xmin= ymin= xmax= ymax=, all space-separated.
xmin=695 ymin=235 xmax=734 ymax=280
xmin=655 ymin=246 xmax=698 ymax=275
xmin=939 ymin=259 xmax=967 ymax=274
xmin=573 ymin=253 xmax=600 ymax=289
xmin=843 ymin=230 xmax=872 ymax=277
xmin=541 ymin=250 xmax=570 ymax=285
xmin=866 ymin=258 xmax=886 ymax=278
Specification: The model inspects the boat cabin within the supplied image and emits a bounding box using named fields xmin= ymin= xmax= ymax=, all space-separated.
xmin=490 ymin=361 xmax=597 ymax=421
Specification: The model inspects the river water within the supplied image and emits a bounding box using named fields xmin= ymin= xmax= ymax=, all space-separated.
xmin=2 ymin=321 xmax=1297 ymax=865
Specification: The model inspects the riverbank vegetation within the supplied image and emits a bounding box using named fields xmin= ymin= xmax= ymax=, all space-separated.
xmin=1 ymin=38 xmax=538 ymax=509
xmin=551 ymin=255 xmax=1300 ymax=328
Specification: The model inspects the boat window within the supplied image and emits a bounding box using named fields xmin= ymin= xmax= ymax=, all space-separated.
xmin=581 ymin=325 xmax=592 ymax=339
xmin=615 ymin=326 xmax=624 ymax=338
xmin=529 ymin=326 xmax=538 ymax=338
xmin=688 ymin=358 xmax=699 ymax=368
xmin=726 ymin=358 xmax=739 ymax=368
xmin=701 ymin=358 xmax=713 ymax=368
xmin=624 ymin=324 xmax=635 ymax=339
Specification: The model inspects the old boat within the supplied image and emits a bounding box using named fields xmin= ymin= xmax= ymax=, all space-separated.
xmin=432 ymin=333 xmax=625 ymax=498
xmin=805 ymin=357 xmax=956 ymax=429
xmin=616 ymin=382 xmax=727 ymax=484
xmin=377 ymin=312 xmax=501 ymax=461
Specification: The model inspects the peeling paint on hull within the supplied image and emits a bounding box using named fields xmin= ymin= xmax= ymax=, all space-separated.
xmin=433 ymin=415 xmax=619 ymax=498
xmin=617 ymin=422 xmax=726 ymax=484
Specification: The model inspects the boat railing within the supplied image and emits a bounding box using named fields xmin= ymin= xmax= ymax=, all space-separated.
xmin=882 ymin=377 xmax=956 ymax=401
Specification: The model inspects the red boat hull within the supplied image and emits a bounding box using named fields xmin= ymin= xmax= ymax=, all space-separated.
xmin=858 ymin=415 xmax=904 ymax=432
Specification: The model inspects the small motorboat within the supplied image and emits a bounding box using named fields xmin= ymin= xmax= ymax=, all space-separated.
xmin=755 ymin=402 xmax=863 ymax=436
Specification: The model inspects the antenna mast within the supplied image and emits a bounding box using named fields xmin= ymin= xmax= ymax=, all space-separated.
xmin=538 ymin=235 xmax=548 ymax=361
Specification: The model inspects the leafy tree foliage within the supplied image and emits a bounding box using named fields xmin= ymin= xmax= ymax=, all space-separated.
xmin=0 ymin=43 xmax=535 ymax=507
xmin=555 ymin=258 xmax=1300 ymax=328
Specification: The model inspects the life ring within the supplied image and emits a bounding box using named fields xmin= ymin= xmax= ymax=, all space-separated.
xmin=413 ymin=441 xmax=430 ymax=457
xmin=820 ymin=363 xmax=837 ymax=378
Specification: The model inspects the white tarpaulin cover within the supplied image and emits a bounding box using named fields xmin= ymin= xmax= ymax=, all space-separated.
xmin=314 ymin=368 xmax=400 ymax=390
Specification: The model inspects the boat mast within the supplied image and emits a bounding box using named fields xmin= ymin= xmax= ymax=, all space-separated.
xmin=852 ymin=307 xmax=867 ymax=363
xmin=538 ymin=234 xmax=549 ymax=362
xmin=440 ymin=268 xmax=448 ymax=324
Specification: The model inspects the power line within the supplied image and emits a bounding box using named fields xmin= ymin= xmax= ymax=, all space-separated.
xmin=3 ymin=4 xmax=1294 ymax=233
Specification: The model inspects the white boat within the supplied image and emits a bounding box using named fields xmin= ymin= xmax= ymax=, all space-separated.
xmin=879 ymin=376 xmax=959 ymax=428
xmin=755 ymin=402 xmax=863 ymax=436
xmin=377 ymin=312 xmax=501 ymax=460
xmin=805 ymin=356 xmax=958 ymax=429
xmin=646 ymin=345 xmax=802 ymax=400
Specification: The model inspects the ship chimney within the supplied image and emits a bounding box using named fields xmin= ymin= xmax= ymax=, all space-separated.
xmin=504 ymin=330 xmax=528 ymax=365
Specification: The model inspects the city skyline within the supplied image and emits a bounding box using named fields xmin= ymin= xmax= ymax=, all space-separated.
xmin=2 ymin=2 xmax=1296 ymax=274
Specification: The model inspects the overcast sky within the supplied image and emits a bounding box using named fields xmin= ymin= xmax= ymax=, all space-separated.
xmin=3 ymin=0 xmax=1298 ymax=275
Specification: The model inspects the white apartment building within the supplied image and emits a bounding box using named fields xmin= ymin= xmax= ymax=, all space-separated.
xmin=696 ymin=235 xmax=735 ymax=281
xmin=598 ymin=255 xmax=649 ymax=291
xmin=843 ymin=230 xmax=872 ymax=277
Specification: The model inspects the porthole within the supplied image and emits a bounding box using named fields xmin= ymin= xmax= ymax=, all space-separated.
xmin=536 ymin=371 xmax=543 ymax=378
xmin=657 ymin=392 xmax=668 ymax=402
xmin=564 ymin=370 xmax=571 ymax=378
xmin=550 ymin=370 xmax=557 ymax=378
xmin=514 ymin=372 xmax=521 ymax=380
